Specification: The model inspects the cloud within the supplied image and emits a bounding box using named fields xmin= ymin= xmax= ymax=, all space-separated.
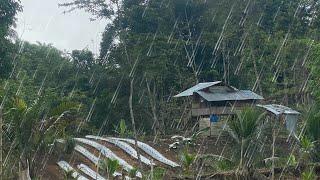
xmin=15 ymin=0 xmax=108 ymax=54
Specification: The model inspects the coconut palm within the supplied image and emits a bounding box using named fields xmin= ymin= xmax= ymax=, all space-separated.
xmin=228 ymin=107 xmax=264 ymax=171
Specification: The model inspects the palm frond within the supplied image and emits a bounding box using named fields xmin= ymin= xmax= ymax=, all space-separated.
xmin=229 ymin=107 xmax=264 ymax=141
xmin=49 ymin=101 xmax=79 ymax=117
xmin=14 ymin=97 xmax=27 ymax=112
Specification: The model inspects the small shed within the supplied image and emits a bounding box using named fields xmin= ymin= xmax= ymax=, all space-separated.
xmin=257 ymin=104 xmax=300 ymax=137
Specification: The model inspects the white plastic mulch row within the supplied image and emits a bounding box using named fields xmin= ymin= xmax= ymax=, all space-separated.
xmin=74 ymin=138 xmax=142 ymax=178
xmin=74 ymin=145 xmax=122 ymax=177
xmin=77 ymin=164 xmax=106 ymax=180
xmin=57 ymin=161 xmax=88 ymax=180
xmin=114 ymin=137 xmax=180 ymax=167
xmin=86 ymin=135 xmax=155 ymax=166
xmin=75 ymin=145 xmax=100 ymax=164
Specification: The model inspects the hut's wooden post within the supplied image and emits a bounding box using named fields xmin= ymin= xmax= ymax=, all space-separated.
xmin=209 ymin=121 xmax=212 ymax=137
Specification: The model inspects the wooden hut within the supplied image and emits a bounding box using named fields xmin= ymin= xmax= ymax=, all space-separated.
xmin=174 ymin=81 xmax=264 ymax=135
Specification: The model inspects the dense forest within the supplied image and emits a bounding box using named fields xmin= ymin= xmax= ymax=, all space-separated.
xmin=1 ymin=0 xmax=320 ymax=179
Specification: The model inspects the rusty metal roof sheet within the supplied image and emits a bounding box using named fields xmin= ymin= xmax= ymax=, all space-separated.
xmin=174 ymin=81 xmax=222 ymax=97
xmin=196 ymin=90 xmax=264 ymax=101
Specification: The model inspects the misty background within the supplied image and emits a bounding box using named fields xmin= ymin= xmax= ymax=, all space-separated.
xmin=15 ymin=0 xmax=108 ymax=54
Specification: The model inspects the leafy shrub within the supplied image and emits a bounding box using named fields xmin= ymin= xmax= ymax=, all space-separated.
xmin=114 ymin=119 xmax=133 ymax=137
xmin=301 ymin=167 xmax=316 ymax=180
xmin=64 ymin=137 xmax=75 ymax=154
xmin=180 ymin=151 xmax=196 ymax=173
xmin=144 ymin=167 xmax=166 ymax=180
xmin=128 ymin=168 xmax=138 ymax=178
xmin=99 ymin=158 xmax=120 ymax=178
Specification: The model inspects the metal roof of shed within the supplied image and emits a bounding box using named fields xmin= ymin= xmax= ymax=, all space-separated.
xmin=256 ymin=104 xmax=300 ymax=116
xmin=196 ymin=90 xmax=264 ymax=101
xmin=174 ymin=81 xmax=222 ymax=97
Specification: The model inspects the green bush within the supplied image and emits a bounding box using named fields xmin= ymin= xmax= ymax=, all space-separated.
xmin=64 ymin=137 xmax=75 ymax=154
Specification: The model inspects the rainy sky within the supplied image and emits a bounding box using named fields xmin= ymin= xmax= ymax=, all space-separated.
xmin=15 ymin=0 xmax=108 ymax=54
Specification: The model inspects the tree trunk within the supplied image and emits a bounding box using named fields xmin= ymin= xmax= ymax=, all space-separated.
xmin=145 ymin=79 xmax=160 ymax=142
xmin=271 ymin=128 xmax=276 ymax=180
xmin=18 ymin=159 xmax=31 ymax=180
xmin=0 ymin=107 xmax=2 ymax=178
xmin=129 ymin=78 xmax=142 ymax=170
xmin=18 ymin=170 xmax=31 ymax=180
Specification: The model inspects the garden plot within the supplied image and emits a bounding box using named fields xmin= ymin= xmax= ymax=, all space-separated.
xmin=75 ymin=145 xmax=101 ymax=165
xmin=77 ymin=164 xmax=106 ymax=180
xmin=54 ymin=136 xmax=182 ymax=179
xmin=74 ymin=144 xmax=123 ymax=177
xmin=75 ymin=138 xmax=142 ymax=178
xmin=113 ymin=137 xmax=180 ymax=167
xmin=86 ymin=135 xmax=155 ymax=166
xmin=57 ymin=160 xmax=89 ymax=180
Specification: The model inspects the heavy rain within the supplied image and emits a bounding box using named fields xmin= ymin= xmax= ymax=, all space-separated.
xmin=0 ymin=0 xmax=320 ymax=179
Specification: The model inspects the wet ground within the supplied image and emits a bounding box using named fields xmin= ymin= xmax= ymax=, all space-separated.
xmin=42 ymin=134 xmax=302 ymax=179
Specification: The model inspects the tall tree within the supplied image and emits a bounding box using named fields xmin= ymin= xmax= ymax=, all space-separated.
xmin=0 ymin=0 xmax=21 ymax=78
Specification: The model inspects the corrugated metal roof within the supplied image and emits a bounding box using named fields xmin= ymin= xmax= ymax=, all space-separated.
xmin=256 ymin=104 xmax=300 ymax=115
xmin=196 ymin=90 xmax=264 ymax=101
xmin=174 ymin=81 xmax=222 ymax=97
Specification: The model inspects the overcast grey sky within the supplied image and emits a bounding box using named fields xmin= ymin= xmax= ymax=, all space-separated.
xmin=15 ymin=0 xmax=108 ymax=54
